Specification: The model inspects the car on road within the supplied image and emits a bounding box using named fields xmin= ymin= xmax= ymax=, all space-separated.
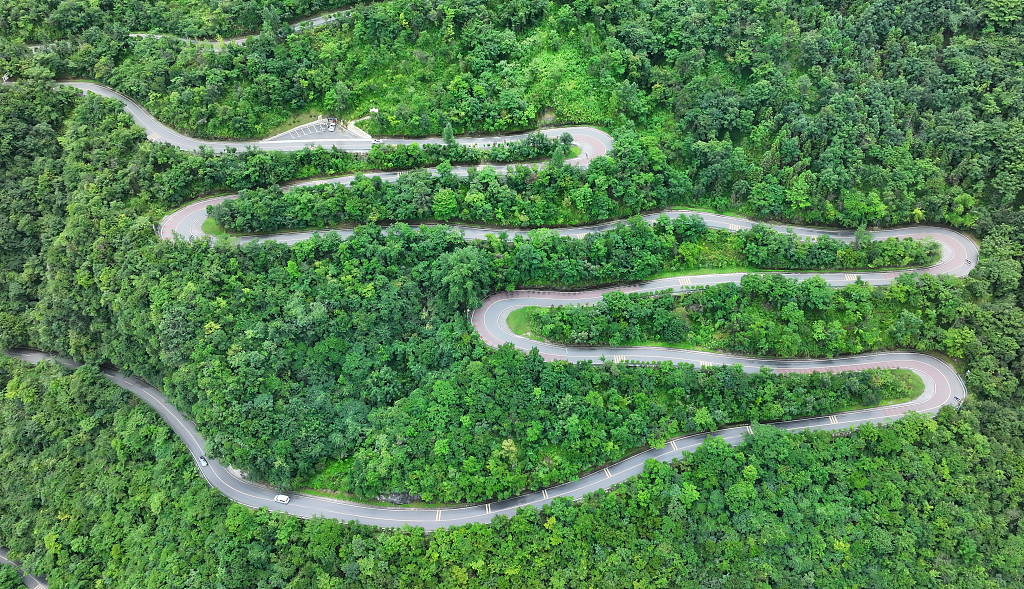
xmin=198 ymin=455 xmax=208 ymax=467
xmin=372 ymin=138 xmax=384 ymax=143
xmin=327 ymin=117 xmax=337 ymax=132
xmin=274 ymin=494 xmax=291 ymax=504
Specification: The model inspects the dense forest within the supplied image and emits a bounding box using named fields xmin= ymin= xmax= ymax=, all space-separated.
xmin=2 ymin=357 xmax=1022 ymax=587
xmin=523 ymin=270 xmax=1003 ymax=359
xmin=0 ymin=565 xmax=19 ymax=589
xmin=329 ymin=350 xmax=918 ymax=502
xmin=1 ymin=0 xmax=350 ymax=41
xmin=2 ymin=0 xmax=1024 ymax=585
xmin=211 ymin=131 xmax=683 ymax=230
xmin=2 ymin=0 xmax=1022 ymax=228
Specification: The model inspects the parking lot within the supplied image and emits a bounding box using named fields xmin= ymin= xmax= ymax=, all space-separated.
xmin=266 ymin=118 xmax=367 ymax=142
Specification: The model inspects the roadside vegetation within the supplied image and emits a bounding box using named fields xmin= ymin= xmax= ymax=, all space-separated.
xmin=521 ymin=272 xmax=980 ymax=359
xmin=0 ymin=0 xmax=351 ymax=41
xmin=1 ymin=358 xmax=1021 ymax=587
xmin=1 ymin=0 xmax=1016 ymax=232
xmin=1 ymin=0 xmax=1023 ymax=585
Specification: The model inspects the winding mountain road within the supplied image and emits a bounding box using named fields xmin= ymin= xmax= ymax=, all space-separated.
xmin=2 ymin=83 xmax=978 ymax=561
xmin=64 ymin=83 xmax=613 ymax=159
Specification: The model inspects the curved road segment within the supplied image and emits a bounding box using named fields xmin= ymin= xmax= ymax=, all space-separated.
xmin=0 ymin=547 xmax=45 ymax=589
xmin=2 ymin=88 xmax=978 ymax=546
xmin=63 ymin=82 xmax=612 ymax=157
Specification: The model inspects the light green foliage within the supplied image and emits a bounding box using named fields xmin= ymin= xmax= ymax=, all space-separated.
xmin=7 ymin=0 xmax=1021 ymax=227
xmin=1 ymin=1 xmax=1024 ymax=584
xmin=985 ymin=0 xmax=1024 ymax=23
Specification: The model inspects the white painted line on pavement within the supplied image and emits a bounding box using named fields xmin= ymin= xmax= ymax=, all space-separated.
xmin=603 ymin=468 xmax=612 ymax=478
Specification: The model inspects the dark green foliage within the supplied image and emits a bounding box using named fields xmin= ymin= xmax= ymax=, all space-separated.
xmin=1 ymin=0 xmax=349 ymax=41
xmin=0 ymin=565 xmax=20 ymax=589
xmin=0 ymin=81 xmax=80 ymax=349
xmin=339 ymin=348 xmax=915 ymax=502
xmin=6 ymin=0 xmax=1023 ymax=227
xmin=0 ymin=40 xmax=1019 ymax=585
xmin=531 ymin=270 xmax=1024 ymax=372
xmin=474 ymin=216 xmax=938 ymax=291
xmin=739 ymin=224 xmax=941 ymax=269
xmin=0 ymin=79 xmax=948 ymax=501
xmin=2 ymin=358 xmax=1022 ymax=587
xmin=531 ymin=289 xmax=690 ymax=346
xmin=1 ymin=6 xmax=1024 ymax=584
xmin=212 ymin=128 xmax=683 ymax=231
xmin=365 ymin=131 xmax=560 ymax=168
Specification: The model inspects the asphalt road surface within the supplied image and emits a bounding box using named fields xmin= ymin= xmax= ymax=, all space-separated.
xmin=158 ymin=125 xmax=611 ymax=242
xmin=2 ymin=218 xmax=977 ymax=535
xmin=62 ymin=82 xmax=613 ymax=157
xmin=0 ymin=79 xmax=978 ymax=587
xmin=0 ymin=547 xmax=46 ymax=589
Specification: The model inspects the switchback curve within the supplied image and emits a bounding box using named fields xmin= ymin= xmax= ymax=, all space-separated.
xmin=2 ymin=82 xmax=977 ymax=535
xmin=1 ymin=220 xmax=978 ymax=533
xmin=63 ymin=82 xmax=613 ymax=157
xmin=3 ymin=345 xmax=968 ymax=536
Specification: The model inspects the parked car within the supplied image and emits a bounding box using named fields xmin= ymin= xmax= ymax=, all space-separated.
xmin=274 ymin=495 xmax=290 ymax=504
xmin=327 ymin=117 xmax=337 ymax=132
xmin=328 ymin=121 xmax=336 ymax=131
xmin=198 ymin=456 xmax=208 ymax=467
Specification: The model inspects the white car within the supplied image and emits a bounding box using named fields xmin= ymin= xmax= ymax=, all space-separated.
xmin=198 ymin=456 xmax=209 ymax=467
xmin=328 ymin=122 xmax=336 ymax=132
xmin=372 ymin=138 xmax=384 ymax=144
xmin=274 ymin=495 xmax=290 ymax=504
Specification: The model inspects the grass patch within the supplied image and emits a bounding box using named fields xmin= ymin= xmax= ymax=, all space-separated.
xmin=670 ymin=205 xmax=747 ymax=219
xmin=568 ymin=145 xmax=582 ymax=158
xmin=836 ymin=368 xmax=924 ymax=412
xmin=202 ymin=216 xmax=230 ymax=240
xmin=903 ymin=368 xmax=926 ymax=397
xmin=298 ymin=456 xmax=475 ymax=508
xmin=507 ymin=307 xmax=545 ymax=342
xmin=263 ymin=110 xmax=323 ymax=138
xmin=650 ymin=265 xmax=764 ymax=280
